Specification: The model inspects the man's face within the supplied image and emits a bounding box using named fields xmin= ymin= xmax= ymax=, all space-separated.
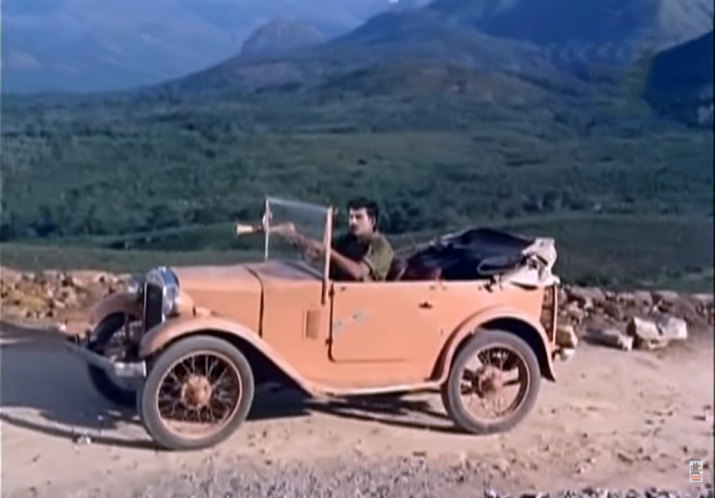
xmin=348 ymin=207 xmax=374 ymax=236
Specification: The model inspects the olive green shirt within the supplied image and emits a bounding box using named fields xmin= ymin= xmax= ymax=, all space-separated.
xmin=331 ymin=232 xmax=394 ymax=281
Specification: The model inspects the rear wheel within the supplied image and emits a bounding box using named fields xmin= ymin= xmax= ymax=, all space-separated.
xmin=139 ymin=335 xmax=255 ymax=451
xmin=441 ymin=329 xmax=541 ymax=434
xmin=87 ymin=313 xmax=138 ymax=407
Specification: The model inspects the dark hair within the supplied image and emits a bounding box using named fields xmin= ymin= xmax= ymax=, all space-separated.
xmin=347 ymin=197 xmax=380 ymax=227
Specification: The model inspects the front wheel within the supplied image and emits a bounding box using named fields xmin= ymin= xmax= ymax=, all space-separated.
xmin=139 ymin=335 xmax=255 ymax=451
xmin=441 ymin=329 xmax=541 ymax=434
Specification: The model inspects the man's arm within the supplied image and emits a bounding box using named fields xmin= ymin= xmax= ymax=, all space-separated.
xmin=329 ymin=249 xmax=371 ymax=280
xmin=272 ymin=224 xmax=324 ymax=254
xmin=331 ymin=236 xmax=394 ymax=281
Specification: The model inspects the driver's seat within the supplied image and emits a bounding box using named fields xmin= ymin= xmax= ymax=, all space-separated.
xmin=385 ymin=257 xmax=407 ymax=281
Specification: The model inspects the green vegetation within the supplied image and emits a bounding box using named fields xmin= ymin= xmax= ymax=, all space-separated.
xmin=1 ymin=61 xmax=712 ymax=291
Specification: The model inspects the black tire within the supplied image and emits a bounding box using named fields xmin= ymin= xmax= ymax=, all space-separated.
xmin=441 ymin=329 xmax=541 ymax=434
xmin=139 ymin=335 xmax=255 ymax=451
xmin=87 ymin=313 xmax=137 ymax=407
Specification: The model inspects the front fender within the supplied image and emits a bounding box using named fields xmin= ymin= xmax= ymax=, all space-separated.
xmin=434 ymin=306 xmax=556 ymax=383
xmin=89 ymin=292 xmax=141 ymax=329
xmin=138 ymin=315 xmax=317 ymax=394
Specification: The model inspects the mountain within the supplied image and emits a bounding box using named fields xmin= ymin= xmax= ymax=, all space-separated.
xmin=5 ymin=0 xmax=711 ymax=94
xmin=353 ymin=0 xmax=714 ymax=67
xmin=241 ymin=19 xmax=326 ymax=58
xmin=644 ymin=30 xmax=714 ymax=127
xmin=162 ymin=7 xmax=573 ymax=98
xmin=1 ymin=0 xmax=398 ymax=94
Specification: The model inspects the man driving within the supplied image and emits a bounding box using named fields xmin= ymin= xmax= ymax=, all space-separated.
xmin=277 ymin=197 xmax=394 ymax=282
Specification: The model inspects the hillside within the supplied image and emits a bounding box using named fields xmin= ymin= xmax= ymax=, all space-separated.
xmin=644 ymin=30 xmax=714 ymax=127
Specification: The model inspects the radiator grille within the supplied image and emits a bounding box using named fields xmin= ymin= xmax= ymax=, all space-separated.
xmin=143 ymin=282 xmax=164 ymax=330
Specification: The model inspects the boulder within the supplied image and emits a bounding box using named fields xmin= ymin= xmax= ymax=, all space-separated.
xmin=556 ymin=324 xmax=579 ymax=349
xmin=585 ymin=328 xmax=634 ymax=351
xmin=632 ymin=291 xmax=654 ymax=308
xmin=566 ymin=286 xmax=606 ymax=308
xmin=602 ymin=302 xmax=624 ymax=321
xmin=652 ymin=290 xmax=680 ymax=306
xmin=626 ymin=315 xmax=688 ymax=350
xmin=655 ymin=315 xmax=688 ymax=341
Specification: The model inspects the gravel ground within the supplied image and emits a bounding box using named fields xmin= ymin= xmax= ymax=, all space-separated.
xmin=68 ymin=456 xmax=714 ymax=498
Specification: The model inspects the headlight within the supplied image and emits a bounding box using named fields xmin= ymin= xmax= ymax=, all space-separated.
xmin=146 ymin=266 xmax=180 ymax=318
xmin=126 ymin=274 xmax=145 ymax=297
xmin=162 ymin=283 xmax=180 ymax=317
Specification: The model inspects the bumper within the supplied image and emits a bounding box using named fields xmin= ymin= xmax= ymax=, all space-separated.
xmin=65 ymin=336 xmax=147 ymax=379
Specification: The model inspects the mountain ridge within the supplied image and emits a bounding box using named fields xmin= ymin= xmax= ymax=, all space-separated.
xmin=644 ymin=30 xmax=714 ymax=127
xmin=1 ymin=0 xmax=396 ymax=93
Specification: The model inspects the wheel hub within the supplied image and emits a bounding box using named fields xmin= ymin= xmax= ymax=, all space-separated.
xmin=473 ymin=366 xmax=503 ymax=397
xmin=181 ymin=375 xmax=213 ymax=408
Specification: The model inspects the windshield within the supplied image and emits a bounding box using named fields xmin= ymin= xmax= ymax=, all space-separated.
xmin=263 ymin=196 xmax=331 ymax=274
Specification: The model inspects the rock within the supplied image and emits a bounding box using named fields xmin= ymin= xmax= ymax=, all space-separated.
xmin=585 ymin=328 xmax=634 ymax=351
xmin=692 ymin=293 xmax=714 ymax=306
xmin=51 ymin=299 xmax=66 ymax=310
xmin=655 ymin=315 xmax=688 ymax=341
xmin=602 ymin=302 xmax=624 ymax=321
xmin=559 ymin=348 xmax=577 ymax=361
xmin=0 ymin=266 xmax=23 ymax=286
xmin=632 ymin=291 xmax=654 ymax=308
xmin=59 ymin=287 xmax=80 ymax=307
xmin=563 ymin=302 xmax=586 ymax=323
xmin=556 ymin=324 xmax=579 ymax=348
xmin=652 ymin=290 xmax=680 ymax=305
xmin=61 ymin=274 xmax=78 ymax=287
xmin=627 ymin=317 xmax=667 ymax=350
xmin=558 ymin=287 xmax=569 ymax=304
xmin=626 ymin=316 xmax=687 ymax=350
xmin=616 ymin=292 xmax=637 ymax=305
xmin=567 ymin=286 xmax=606 ymax=308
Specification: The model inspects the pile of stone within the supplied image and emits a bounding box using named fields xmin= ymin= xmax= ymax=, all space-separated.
xmin=556 ymin=285 xmax=714 ymax=352
xmin=0 ymin=266 xmax=128 ymax=322
xmin=1 ymin=265 xmax=712 ymax=353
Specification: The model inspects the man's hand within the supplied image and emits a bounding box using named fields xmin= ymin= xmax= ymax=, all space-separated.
xmin=271 ymin=222 xmax=325 ymax=256
xmin=270 ymin=222 xmax=297 ymax=236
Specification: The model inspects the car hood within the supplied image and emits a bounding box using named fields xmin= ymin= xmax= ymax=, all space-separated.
xmin=172 ymin=264 xmax=262 ymax=294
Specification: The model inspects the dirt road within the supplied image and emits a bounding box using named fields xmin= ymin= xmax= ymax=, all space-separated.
xmin=1 ymin=319 xmax=713 ymax=497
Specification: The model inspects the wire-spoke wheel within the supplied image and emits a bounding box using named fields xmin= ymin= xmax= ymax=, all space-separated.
xmin=441 ymin=329 xmax=541 ymax=434
xmin=139 ymin=335 xmax=254 ymax=451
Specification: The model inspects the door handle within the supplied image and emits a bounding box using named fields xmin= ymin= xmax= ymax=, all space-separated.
xmin=419 ymin=301 xmax=433 ymax=309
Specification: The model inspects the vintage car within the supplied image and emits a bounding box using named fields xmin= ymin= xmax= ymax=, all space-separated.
xmin=66 ymin=196 xmax=567 ymax=451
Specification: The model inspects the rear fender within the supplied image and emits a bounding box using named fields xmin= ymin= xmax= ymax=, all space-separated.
xmin=433 ymin=307 xmax=556 ymax=382
xmin=138 ymin=316 xmax=317 ymax=394
xmin=89 ymin=292 xmax=141 ymax=329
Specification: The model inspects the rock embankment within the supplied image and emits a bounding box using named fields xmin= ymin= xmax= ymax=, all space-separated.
xmin=556 ymin=285 xmax=713 ymax=352
xmin=0 ymin=266 xmax=129 ymax=325
xmin=0 ymin=266 xmax=712 ymax=351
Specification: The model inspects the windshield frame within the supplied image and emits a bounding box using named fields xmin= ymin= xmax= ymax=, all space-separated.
xmin=261 ymin=196 xmax=334 ymax=302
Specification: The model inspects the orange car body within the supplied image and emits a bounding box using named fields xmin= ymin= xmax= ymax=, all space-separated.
xmin=84 ymin=197 xmax=562 ymax=398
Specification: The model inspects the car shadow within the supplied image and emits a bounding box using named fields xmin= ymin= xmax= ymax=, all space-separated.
xmin=0 ymin=320 xmax=155 ymax=449
xmin=0 ymin=320 xmax=461 ymax=452
xmin=250 ymin=387 xmax=461 ymax=434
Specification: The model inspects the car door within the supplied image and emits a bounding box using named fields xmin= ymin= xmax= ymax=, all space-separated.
xmin=328 ymin=280 xmax=443 ymax=367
